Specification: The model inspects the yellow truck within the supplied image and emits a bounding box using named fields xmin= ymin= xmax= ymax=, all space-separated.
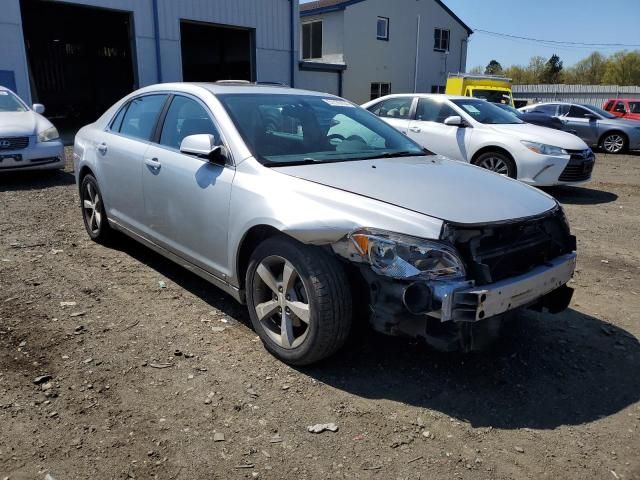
xmin=445 ymin=73 xmax=514 ymax=106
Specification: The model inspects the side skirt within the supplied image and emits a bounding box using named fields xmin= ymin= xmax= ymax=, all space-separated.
xmin=108 ymin=219 xmax=245 ymax=304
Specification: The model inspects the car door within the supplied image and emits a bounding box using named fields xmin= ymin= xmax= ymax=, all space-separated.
xmin=366 ymin=96 xmax=415 ymax=134
xmin=561 ymin=105 xmax=600 ymax=145
xmin=141 ymin=94 xmax=235 ymax=277
xmin=99 ymin=94 xmax=168 ymax=233
xmin=407 ymin=97 xmax=472 ymax=161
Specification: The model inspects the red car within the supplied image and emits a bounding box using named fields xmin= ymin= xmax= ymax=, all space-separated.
xmin=603 ymin=98 xmax=640 ymax=121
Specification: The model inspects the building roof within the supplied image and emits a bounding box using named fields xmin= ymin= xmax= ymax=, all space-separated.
xmin=300 ymin=0 xmax=473 ymax=35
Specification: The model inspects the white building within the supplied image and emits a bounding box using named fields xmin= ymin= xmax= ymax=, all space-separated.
xmin=298 ymin=0 xmax=472 ymax=104
xmin=0 ymin=0 xmax=298 ymax=125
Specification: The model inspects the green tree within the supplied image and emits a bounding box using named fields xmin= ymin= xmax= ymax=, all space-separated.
xmin=603 ymin=50 xmax=640 ymax=85
xmin=542 ymin=54 xmax=564 ymax=83
xmin=527 ymin=56 xmax=547 ymax=83
xmin=565 ymin=51 xmax=608 ymax=84
xmin=485 ymin=59 xmax=503 ymax=75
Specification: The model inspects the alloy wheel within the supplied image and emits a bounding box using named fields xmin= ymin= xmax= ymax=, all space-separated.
xmin=603 ymin=134 xmax=624 ymax=153
xmin=252 ymin=255 xmax=310 ymax=349
xmin=83 ymin=182 xmax=102 ymax=234
xmin=477 ymin=156 xmax=510 ymax=175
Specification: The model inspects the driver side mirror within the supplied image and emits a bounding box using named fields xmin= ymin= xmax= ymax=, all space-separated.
xmin=180 ymin=134 xmax=227 ymax=165
xmin=584 ymin=113 xmax=598 ymax=121
xmin=32 ymin=103 xmax=45 ymax=114
xmin=444 ymin=115 xmax=465 ymax=127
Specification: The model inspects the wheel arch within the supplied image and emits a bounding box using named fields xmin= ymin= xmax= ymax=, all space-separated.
xmin=470 ymin=146 xmax=517 ymax=176
xmin=235 ymin=224 xmax=284 ymax=291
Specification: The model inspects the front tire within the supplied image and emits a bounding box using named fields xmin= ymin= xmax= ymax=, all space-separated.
xmin=246 ymin=236 xmax=352 ymax=365
xmin=600 ymin=132 xmax=627 ymax=154
xmin=80 ymin=174 xmax=112 ymax=243
xmin=473 ymin=151 xmax=517 ymax=178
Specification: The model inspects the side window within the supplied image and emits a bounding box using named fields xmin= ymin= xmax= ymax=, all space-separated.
xmin=110 ymin=104 xmax=128 ymax=132
xmin=604 ymin=100 xmax=614 ymax=111
xmin=159 ymin=96 xmax=219 ymax=150
xmin=614 ymin=101 xmax=627 ymax=113
xmin=416 ymin=98 xmax=456 ymax=123
xmin=531 ymin=104 xmax=557 ymax=115
xmin=567 ymin=105 xmax=591 ymax=118
xmin=120 ymin=94 xmax=168 ymax=141
xmin=368 ymin=97 xmax=413 ymax=119
xmin=557 ymin=104 xmax=570 ymax=116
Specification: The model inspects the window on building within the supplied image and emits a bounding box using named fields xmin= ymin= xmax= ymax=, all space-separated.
xmin=370 ymin=82 xmax=391 ymax=100
xmin=434 ymin=28 xmax=450 ymax=52
xmin=377 ymin=17 xmax=389 ymax=40
xmin=302 ymin=21 xmax=322 ymax=59
xmin=431 ymin=85 xmax=446 ymax=94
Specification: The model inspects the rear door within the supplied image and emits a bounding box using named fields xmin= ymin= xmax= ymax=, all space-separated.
xmin=141 ymin=94 xmax=235 ymax=277
xmin=366 ymin=96 xmax=415 ymax=134
xmin=98 ymin=94 xmax=168 ymax=233
xmin=407 ymin=97 xmax=472 ymax=161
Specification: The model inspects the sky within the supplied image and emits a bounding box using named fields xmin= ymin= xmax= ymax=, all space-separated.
xmin=300 ymin=0 xmax=640 ymax=69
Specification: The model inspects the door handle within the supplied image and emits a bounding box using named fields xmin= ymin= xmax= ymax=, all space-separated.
xmin=409 ymin=126 xmax=421 ymax=133
xmin=144 ymin=157 xmax=161 ymax=171
xmin=97 ymin=142 xmax=108 ymax=154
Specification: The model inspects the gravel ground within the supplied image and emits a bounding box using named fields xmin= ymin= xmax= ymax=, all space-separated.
xmin=0 ymin=149 xmax=639 ymax=480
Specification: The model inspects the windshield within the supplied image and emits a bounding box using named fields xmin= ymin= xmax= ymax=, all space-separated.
xmin=0 ymin=90 xmax=28 ymax=112
xmin=471 ymin=89 xmax=512 ymax=104
xmin=452 ymin=99 xmax=523 ymax=125
xmin=581 ymin=104 xmax=616 ymax=119
xmin=217 ymin=94 xmax=426 ymax=165
xmin=629 ymin=102 xmax=640 ymax=114
xmin=493 ymin=103 xmax=522 ymax=119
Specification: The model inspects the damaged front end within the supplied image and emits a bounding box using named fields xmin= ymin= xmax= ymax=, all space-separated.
xmin=332 ymin=207 xmax=577 ymax=352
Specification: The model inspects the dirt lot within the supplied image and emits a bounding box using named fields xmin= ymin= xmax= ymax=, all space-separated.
xmin=1 ymin=150 xmax=639 ymax=480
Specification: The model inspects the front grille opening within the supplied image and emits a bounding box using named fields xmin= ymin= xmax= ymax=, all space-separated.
xmin=560 ymin=149 xmax=595 ymax=182
xmin=442 ymin=209 xmax=575 ymax=285
xmin=0 ymin=137 xmax=29 ymax=151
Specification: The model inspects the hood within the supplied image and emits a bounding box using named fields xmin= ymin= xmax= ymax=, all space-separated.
xmin=273 ymin=156 xmax=557 ymax=225
xmin=489 ymin=123 xmax=588 ymax=150
xmin=0 ymin=111 xmax=51 ymax=137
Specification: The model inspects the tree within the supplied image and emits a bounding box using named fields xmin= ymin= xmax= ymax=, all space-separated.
xmin=565 ymin=52 xmax=608 ymax=84
xmin=527 ymin=56 xmax=547 ymax=84
xmin=542 ymin=54 xmax=563 ymax=83
xmin=603 ymin=50 xmax=640 ymax=85
xmin=485 ymin=59 xmax=503 ymax=75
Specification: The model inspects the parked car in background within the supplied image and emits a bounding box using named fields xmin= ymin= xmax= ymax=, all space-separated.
xmin=519 ymin=102 xmax=640 ymax=154
xmin=603 ymin=98 xmax=640 ymax=121
xmin=0 ymin=86 xmax=64 ymax=172
xmin=364 ymin=94 xmax=594 ymax=186
xmin=74 ymin=83 xmax=577 ymax=364
xmin=493 ymin=102 xmax=564 ymax=130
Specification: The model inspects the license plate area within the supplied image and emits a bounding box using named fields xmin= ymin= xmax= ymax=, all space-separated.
xmin=0 ymin=153 xmax=22 ymax=162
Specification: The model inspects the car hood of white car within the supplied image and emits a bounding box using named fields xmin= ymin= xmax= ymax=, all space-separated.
xmin=488 ymin=123 xmax=589 ymax=150
xmin=274 ymin=155 xmax=558 ymax=225
xmin=0 ymin=111 xmax=52 ymax=137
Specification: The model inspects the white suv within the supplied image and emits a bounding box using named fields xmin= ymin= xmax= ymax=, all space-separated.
xmin=364 ymin=94 xmax=594 ymax=186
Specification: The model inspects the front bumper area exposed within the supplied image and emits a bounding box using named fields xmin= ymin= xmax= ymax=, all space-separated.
xmin=363 ymin=252 xmax=576 ymax=339
xmin=0 ymin=137 xmax=64 ymax=172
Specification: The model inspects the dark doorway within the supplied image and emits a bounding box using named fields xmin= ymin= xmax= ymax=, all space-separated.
xmin=20 ymin=0 xmax=136 ymax=127
xmin=180 ymin=20 xmax=253 ymax=82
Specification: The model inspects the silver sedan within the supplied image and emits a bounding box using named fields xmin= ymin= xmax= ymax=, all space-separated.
xmin=74 ymin=83 xmax=577 ymax=365
xmin=0 ymin=86 xmax=64 ymax=172
xmin=520 ymin=102 xmax=640 ymax=154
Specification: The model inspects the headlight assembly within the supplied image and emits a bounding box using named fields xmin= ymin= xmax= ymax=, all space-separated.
xmin=521 ymin=140 xmax=567 ymax=156
xmin=333 ymin=228 xmax=466 ymax=281
xmin=38 ymin=127 xmax=60 ymax=142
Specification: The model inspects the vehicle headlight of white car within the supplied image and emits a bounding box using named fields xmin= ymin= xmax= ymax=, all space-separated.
xmin=333 ymin=228 xmax=466 ymax=280
xmin=521 ymin=140 xmax=568 ymax=156
xmin=37 ymin=127 xmax=60 ymax=143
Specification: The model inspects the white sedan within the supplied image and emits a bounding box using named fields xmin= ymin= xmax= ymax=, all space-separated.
xmin=0 ymin=86 xmax=64 ymax=172
xmin=363 ymin=94 xmax=594 ymax=186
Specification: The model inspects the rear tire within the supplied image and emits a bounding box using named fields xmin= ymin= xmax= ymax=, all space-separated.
xmin=473 ymin=151 xmax=517 ymax=178
xmin=80 ymin=174 xmax=113 ymax=244
xmin=246 ymin=235 xmax=352 ymax=365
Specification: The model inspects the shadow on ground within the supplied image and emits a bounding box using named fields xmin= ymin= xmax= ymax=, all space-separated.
xmin=0 ymin=170 xmax=75 ymax=192
xmin=546 ymin=185 xmax=618 ymax=205
xmin=103 ymin=234 xmax=640 ymax=432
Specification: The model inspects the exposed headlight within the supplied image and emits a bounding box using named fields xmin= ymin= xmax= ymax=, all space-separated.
xmin=38 ymin=127 xmax=59 ymax=142
xmin=333 ymin=228 xmax=466 ymax=280
xmin=521 ymin=140 xmax=567 ymax=156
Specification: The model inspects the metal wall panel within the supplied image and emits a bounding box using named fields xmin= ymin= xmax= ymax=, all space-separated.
xmin=514 ymin=84 xmax=640 ymax=108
